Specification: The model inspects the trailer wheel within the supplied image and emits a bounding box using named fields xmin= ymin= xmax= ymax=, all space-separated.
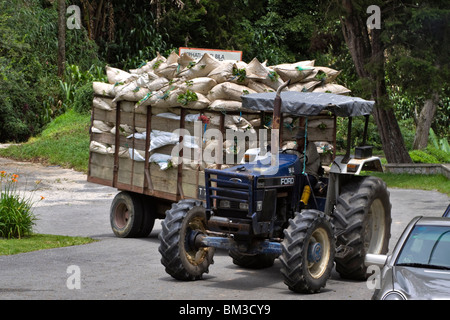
xmin=158 ymin=199 xmax=215 ymax=281
xmin=110 ymin=191 xmax=143 ymax=238
xmin=137 ymin=195 xmax=156 ymax=237
xmin=280 ymin=210 xmax=335 ymax=294
xmin=332 ymin=176 xmax=391 ymax=280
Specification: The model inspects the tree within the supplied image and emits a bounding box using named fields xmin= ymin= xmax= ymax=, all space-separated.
xmin=57 ymin=0 xmax=66 ymax=78
xmin=384 ymin=2 xmax=450 ymax=150
xmin=337 ymin=0 xmax=412 ymax=163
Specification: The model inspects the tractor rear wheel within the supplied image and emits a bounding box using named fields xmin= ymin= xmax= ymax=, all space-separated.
xmin=158 ymin=199 xmax=215 ymax=281
xmin=332 ymin=176 xmax=391 ymax=280
xmin=280 ymin=210 xmax=335 ymax=293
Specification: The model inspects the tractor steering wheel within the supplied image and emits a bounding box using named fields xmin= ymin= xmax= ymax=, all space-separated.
xmin=282 ymin=149 xmax=301 ymax=156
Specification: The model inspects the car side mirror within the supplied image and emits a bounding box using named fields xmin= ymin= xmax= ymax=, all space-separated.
xmin=365 ymin=254 xmax=388 ymax=268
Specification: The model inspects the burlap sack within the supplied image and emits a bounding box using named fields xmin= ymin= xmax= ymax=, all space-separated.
xmin=272 ymin=60 xmax=315 ymax=84
xmin=207 ymin=82 xmax=256 ymax=102
xmin=313 ymin=67 xmax=341 ymax=84
xmin=208 ymin=61 xmax=234 ymax=83
xmin=129 ymin=53 xmax=167 ymax=74
xmin=177 ymin=53 xmax=196 ymax=69
xmin=92 ymin=120 xmax=113 ymax=133
xmin=178 ymin=53 xmax=221 ymax=80
xmin=313 ymin=83 xmax=351 ymax=95
xmin=257 ymin=68 xmax=285 ymax=90
xmin=208 ymin=99 xmax=243 ymax=112
xmin=93 ymin=82 xmax=116 ymax=98
xmin=288 ymin=80 xmax=321 ymax=92
xmin=93 ymin=97 xmax=115 ymax=111
xmin=178 ymin=92 xmax=210 ymax=110
xmin=154 ymin=51 xmax=180 ymax=79
xmin=113 ymin=82 xmax=151 ymax=102
xmin=145 ymin=77 xmax=170 ymax=91
xmin=247 ymin=80 xmax=276 ymax=93
xmin=106 ymin=66 xmax=137 ymax=84
xmin=246 ymin=58 xmax=269 ymax=81
xmin=177 ymin=77 xmax=217 ymax=95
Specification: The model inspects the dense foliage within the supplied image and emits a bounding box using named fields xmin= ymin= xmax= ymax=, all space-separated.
xmin=0 ymin=0 xmax=101 ymax=142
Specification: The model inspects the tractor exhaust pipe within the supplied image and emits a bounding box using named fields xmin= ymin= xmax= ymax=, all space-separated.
xmin=270 ymin=80 xmax=291 ymax=174
xmin=270 ymin=80 xmax=291 ymax=163
xmin=272 ymin=80 xmax=291 ymax=133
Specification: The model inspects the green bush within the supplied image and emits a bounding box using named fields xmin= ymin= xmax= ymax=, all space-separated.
xmin=409 ymin=150 xmax=439 ymax=164
xmin=425 ymin=146 xmax=450 ymax=163
xmin=61 ymin=64 xmax=106 ymax=114
xmin=0 ymin=171 xmax=41 ymax=239
xmin=73 ymin=82 xmax=94 ymax=114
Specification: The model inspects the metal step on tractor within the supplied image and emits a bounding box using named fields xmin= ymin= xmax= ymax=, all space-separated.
xmin=158 ymin=81 xmax=392 ymax=293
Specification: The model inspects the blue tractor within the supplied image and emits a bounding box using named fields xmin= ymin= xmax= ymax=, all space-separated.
xmin=158 ymin=82 xmax=392 ymax=293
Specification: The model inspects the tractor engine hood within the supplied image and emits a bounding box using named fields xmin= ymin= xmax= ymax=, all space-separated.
xmin=205 ymin=153 xmax=300 ymax=186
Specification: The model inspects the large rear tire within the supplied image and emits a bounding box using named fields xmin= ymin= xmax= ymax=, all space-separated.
xmin=332 ymin=176 xmax=391 ymax=280
xmin=158 ymin=199 xmax=214 ymax=281
xmin=280 ymin=210 xmax=335 ymax=294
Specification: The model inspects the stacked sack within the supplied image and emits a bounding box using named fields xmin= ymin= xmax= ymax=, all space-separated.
xmin=93 ymin=51 xmax=350 ymax=115
xmin=92 ymin=52 xmax=348 ymax=166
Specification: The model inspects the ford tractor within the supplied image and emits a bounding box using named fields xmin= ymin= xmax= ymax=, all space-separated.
xmin=158 ymin=81 xmax=391 ymax=293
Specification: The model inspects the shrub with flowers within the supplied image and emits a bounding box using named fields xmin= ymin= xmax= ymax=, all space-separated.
xmin=0 ymin=170 xmax=43 ymax=239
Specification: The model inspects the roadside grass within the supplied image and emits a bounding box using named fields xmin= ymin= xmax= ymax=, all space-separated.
xmin=0 ymin=109 xmax=91 ymax=173
xmin=369 ymin=172 xmax=450 ymax=196
xmin=0 ymin=109 xmax=93 ymax=255
xmin=0 ymin=234 xmax=97 ymax=256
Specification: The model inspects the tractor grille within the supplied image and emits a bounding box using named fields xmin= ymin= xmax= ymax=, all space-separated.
xmin=204 ymin=169 xmax=254 ymax=219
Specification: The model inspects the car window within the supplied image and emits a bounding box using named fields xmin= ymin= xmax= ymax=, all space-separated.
xmin=396 ymin=225 xmax=450 ymax=268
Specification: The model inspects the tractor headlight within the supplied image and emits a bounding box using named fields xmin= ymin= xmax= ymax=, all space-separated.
xmin=219 ymin=200 xmax=230 ymax=208
xmin=239 ymin=202 xmax=249 ymax=210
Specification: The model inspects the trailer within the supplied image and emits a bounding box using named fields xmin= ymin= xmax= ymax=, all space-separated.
xmin=87 ymin=88 xmax=337 ymax=238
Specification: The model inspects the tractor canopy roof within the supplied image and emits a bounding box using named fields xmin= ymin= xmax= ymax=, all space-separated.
xmin=241 ymin=91 xmax=375 ymax=117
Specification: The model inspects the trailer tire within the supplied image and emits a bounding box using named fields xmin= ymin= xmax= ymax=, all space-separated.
xmin=158 ymin=199 xmax=215 ymax=281
xmin=110 ymin=191 xmax=144 ymax=238
xmin=280 ymin=210 xmax=335 ymax=293
xmin=332 ymin=176 xmax=391 ymax=280
xmin=137 ymin=195 xmax=156 ymax=237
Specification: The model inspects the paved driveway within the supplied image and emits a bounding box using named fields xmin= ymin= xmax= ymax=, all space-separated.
xmin=0 ymin=158 xmax=448 ymax=301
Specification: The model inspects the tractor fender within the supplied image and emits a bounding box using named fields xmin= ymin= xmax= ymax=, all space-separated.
xmin=329 ymin=156 xmax=383 ymax=175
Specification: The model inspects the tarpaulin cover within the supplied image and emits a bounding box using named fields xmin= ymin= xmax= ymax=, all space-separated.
xmin=241 ymin=91 xmax=375 ymax=117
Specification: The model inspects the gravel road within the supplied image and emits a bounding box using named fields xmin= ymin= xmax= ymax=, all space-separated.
xmin=0 ymin=157 xmax=448 ymax=301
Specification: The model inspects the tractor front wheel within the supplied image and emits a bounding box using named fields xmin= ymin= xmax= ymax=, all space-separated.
xmin=158 ymin=199 xmax=214 ymax=281
xmin=280 ymin=210 xmax=335 ymax=294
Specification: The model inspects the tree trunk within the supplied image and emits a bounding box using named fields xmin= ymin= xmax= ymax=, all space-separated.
xmin=340 ymin=0 xmax=412 ymax=163
xmin=413 ymin=92 xmax=439 ymax=150
xmin=57 ymin=0 xmax=66 ymax=79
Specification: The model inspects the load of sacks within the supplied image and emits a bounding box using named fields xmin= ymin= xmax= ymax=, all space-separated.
xmin=93 ymin=51 xmax=350 ymax=114
xmin=91 ymin=52 xmax=346 ymax=169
